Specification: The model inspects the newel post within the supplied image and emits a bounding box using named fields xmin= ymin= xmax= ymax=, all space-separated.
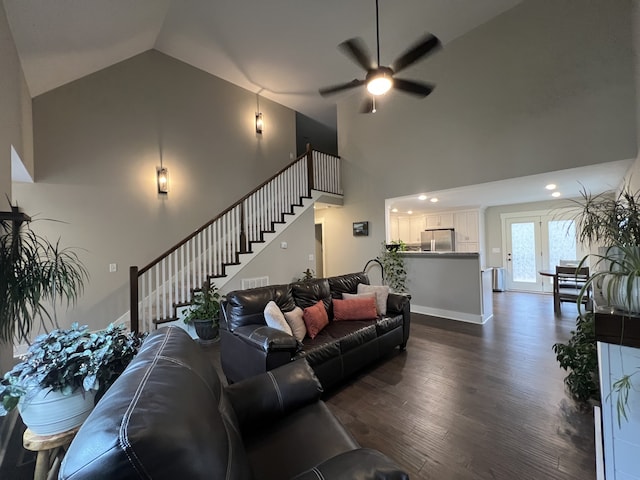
xmin=129 ymin=266 xmax=139 ymax=334
xmin=239 ymin=202 xmax=247 ymax=254
xmin=306 ymin=143 xmax=314 ymax=196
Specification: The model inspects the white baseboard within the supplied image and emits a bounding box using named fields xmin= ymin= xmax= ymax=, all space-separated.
xmin=411 ymin=304 xmax=488 ymax=324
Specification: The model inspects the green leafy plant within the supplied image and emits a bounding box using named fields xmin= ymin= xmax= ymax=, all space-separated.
xmin=552 ymin=312 xmax=600 ymax=405
xmin=0 ymin=207 xmax=89 ymax=343
xmin=608 ymin=369 xmax=638 ymax=427
xmin=378 ymin=240 xmax=408 ymax=293
xmin=184 ymin=282 xmax=221 ymax=326
xmin=0 ymin=323 xmax=144 ymax=415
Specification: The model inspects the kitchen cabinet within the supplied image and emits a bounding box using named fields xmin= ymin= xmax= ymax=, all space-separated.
xmin=394 ymin=215 xmax=425 ymax=244
xmin=426 ymin=213 xmax=454 ymax=228
xmin=454 ymin=210 xmax=479 ymax=252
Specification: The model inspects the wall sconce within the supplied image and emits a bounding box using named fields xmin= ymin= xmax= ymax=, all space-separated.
xmin=255 ymin=92 xmax=264 ymax=134
xmin=255 ymin=112 xmax=264 ymax=134
xmin=157 ymin=166 xmax=169 ymax=194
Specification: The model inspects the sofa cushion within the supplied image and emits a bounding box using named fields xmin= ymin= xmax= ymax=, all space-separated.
xmin=264 ymin=301 xmax=293 ymax=335
xmin=303 ymin=301 xmax=329 ymax=339
xmin=243 ymin=401 xmax=359 ymax=480
xmin=357 ymin=284 xmax=390 ymax=315
xmin=284 ymin=306 xmax=306 ymax=342
xmin=326 ymin=321 xmax=377 ymax=353
xmin=225 ymin=285 xmax=296 ymax=331
xmin=333 ymin=297 xmax=377 ymax=321
xmin=328 ymin=272 xmax=370 ymax=299
xmin=292 ymin=278 xmax=332 ymax=312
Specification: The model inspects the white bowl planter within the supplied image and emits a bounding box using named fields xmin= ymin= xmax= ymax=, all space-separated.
xmin=19 ymin=387 xmax=95 ymax=435
xmin=602 ymin=274 xmax=640 ymax=314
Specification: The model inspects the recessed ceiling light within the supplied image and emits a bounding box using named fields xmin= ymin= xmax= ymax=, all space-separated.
xmin=391 ymin=208 xmax=398 ymax=213
xmin=418 ymin=195 xmax=427 ymax=201
xmin=407 ymin=210 xmax=413 ymax=214
xmin=430 ymin=197 xmax=438 ymax=203
xmin=552 ymin=191 xmax=561 ymax=198
xmin=545 ymin=184 xmax=557 ymax=190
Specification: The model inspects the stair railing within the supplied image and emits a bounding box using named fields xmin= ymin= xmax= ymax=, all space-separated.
xmin=129 ymin=145 xmax=341 ymax=333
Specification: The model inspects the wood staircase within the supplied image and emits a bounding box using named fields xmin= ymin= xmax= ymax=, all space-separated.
xmin=129 ymin=145 xmax=341 ymax=333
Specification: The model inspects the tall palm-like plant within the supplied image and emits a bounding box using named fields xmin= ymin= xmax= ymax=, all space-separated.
xmin=0 ymin=209 xmax=88 ymax=344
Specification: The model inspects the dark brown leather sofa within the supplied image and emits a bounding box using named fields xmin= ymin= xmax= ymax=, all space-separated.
xmin=59 ymin=326 xmax=409 ymax=480
xmin=221 ymin=272 xmax=410 ymax=389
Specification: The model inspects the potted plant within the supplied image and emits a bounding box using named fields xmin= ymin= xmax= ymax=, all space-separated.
xmin=0 ymin=206 xmax=89 ymax=344
xmin=184 ymin=281 xmax=221 ymax=340
xmin=0 ymin=323 xmax=144 ymax=435
xmin=378 ymin=240 xmax=408 ymax=293
xmin=556 ymin=184 xmax=640 ymax=423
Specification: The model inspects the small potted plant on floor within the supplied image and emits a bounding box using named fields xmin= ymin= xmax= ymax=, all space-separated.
xmin=0 ymin=323 xmax=144 ymax=435
xmin=184 ymin=281 xmax=222 ymax=341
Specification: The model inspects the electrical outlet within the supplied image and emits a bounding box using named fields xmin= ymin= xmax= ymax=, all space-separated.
xmin=308 ymin=254 xmax=314 ymax=261
xmin=109 ymin=263 xmax=117 ymax=273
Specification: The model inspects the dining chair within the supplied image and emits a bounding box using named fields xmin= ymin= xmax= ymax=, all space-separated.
xmin=554 ymin=265 xmax=591 ymax=314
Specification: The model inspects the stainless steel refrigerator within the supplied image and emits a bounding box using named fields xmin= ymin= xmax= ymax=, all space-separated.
xmin=421 ymin=228 xmax=455 ymax=252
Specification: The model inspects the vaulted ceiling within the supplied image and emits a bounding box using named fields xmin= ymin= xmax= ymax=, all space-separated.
xmin=3 ymin=0 xmax=523 ymax=128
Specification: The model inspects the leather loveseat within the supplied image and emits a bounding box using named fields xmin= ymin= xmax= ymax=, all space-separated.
xmin=59 ymin=326 xmax=408 ymax=480
xmin=220 ymin=272 xmax=410 ymax=389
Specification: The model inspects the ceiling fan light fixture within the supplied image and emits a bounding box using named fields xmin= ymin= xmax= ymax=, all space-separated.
xmin=367 ymin=74 xmax=393 ymax=96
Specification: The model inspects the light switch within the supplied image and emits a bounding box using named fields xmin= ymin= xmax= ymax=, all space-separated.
xmin=492 ymin=247 xmax=501 ymax=254
xmin=109 ymin=263 xmax=117 ymax=272
xmin=280 ymin=242 xmax=288 ymax=249
xmin=308 ymin=254 xmax=314 ymax=261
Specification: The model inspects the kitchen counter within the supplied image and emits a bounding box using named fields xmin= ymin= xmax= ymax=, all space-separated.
xmin=400 ymin=251 xmax=479 ymax=258
xmin=402 ymin=252 xmax=493 ymax=324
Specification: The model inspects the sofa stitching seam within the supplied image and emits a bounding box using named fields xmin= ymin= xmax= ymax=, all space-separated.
xmin=267 ymin=371 xmax=283 ymax=411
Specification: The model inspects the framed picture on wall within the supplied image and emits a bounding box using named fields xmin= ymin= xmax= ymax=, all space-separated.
xmin=353 ymin=221 xmax=369 ymax=236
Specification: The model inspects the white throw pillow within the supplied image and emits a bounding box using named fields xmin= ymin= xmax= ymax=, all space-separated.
xmin=342 ymin=292 xmax=376 ymax=301
xmin=264 ymin=301 xmax=293 ymax=335
xmin=284 ymin=306 xmax=306 ymax=342
xmin=356 ymin=284 xmax=390 ymax=315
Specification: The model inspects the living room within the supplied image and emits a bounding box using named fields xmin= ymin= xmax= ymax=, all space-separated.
xmin=1 ymin=0 xmax=638 ymax=478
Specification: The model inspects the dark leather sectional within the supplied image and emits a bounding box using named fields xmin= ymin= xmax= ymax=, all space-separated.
xmin=59 ymin=327 xmax=409 ymax=480
xmin=221 ymin=272 xmax=411 ymax=389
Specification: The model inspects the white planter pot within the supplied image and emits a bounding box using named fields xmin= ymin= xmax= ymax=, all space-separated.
xmin=601 ymin=274 xmax=640 ymax=313
xmin=19 ymin=388 xmax=95 ymax=435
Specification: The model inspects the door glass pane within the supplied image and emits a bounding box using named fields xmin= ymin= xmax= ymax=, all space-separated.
xmin=511 ymin=222 xmax=537 ymax=282
xmin=548 ymin=220 xmax=576 ymax=269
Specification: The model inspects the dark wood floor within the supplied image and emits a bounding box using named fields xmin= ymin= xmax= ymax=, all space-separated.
xmin=322 ymin=292 xmax=596 ymax=480
xmin=2 ymin=291 xmax=594 ymax=480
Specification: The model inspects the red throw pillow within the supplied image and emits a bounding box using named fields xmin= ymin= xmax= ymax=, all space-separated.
xmin=333 ymin=297 xmax=378 ymax=321
xmin=302 ymin=301 xmax=329 ymax=339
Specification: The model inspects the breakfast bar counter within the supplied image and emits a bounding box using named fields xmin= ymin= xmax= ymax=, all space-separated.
xmin=401 ymin=252 xmax=493 ymax=324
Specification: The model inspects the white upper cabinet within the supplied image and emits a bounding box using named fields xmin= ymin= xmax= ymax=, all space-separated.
xmin=454 ymin=210 xmax=480 ymax=252
xmin=425 ymin=212 xmax=454 ymax=228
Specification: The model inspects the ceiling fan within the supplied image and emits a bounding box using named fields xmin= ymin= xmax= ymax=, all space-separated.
xmin=318 ymin=0 xmax=441 ymax=113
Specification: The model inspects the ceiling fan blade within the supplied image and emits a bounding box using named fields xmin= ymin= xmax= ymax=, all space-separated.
xmin=391 ymin=33 xmax=441 ymax=74
xmin=360 ymin=97 xmax=374 ymax=114
xmin=393 ymin=78 xmax=435 ymax=98
xmin=338 ymin=38 xmax=375 ymax=71
xmin=318 ymin=79 xmax=366 ymax=97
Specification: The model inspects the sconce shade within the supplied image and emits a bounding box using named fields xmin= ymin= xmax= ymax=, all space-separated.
xmin=255 ymin=112 xmax=264 ymax=134
xmin=157 ymin=167 xmax=169 ymax=194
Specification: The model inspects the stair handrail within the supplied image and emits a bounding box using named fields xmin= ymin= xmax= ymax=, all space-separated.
xmin=129 ymin=144 xmax=341 ymax=333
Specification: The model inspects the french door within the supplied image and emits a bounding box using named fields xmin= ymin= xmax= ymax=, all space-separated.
xmin=504 ymin=213 xmax=582 ymax=293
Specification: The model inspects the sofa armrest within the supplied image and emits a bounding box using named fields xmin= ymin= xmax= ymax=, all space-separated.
xmin=225 ymin=359 xmax=323 ymax=431
xmin=386 ymin=292 xmax=410 ymax=315
xmin=291 ymin=448 xmax=409 ymax=480
xmin=233 ymin=324 xmax=299 ymax=353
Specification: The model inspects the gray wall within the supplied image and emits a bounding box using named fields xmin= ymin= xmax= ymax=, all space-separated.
xmin=323 ymin=0 xmax=636 ymax=277
xmin=0 ymin=2 xmax=33 ymax=199
xmin=295 ymin=112 xmax=338 ymax=156
xmin=13 ymin=50 xmax=297 ymax=331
